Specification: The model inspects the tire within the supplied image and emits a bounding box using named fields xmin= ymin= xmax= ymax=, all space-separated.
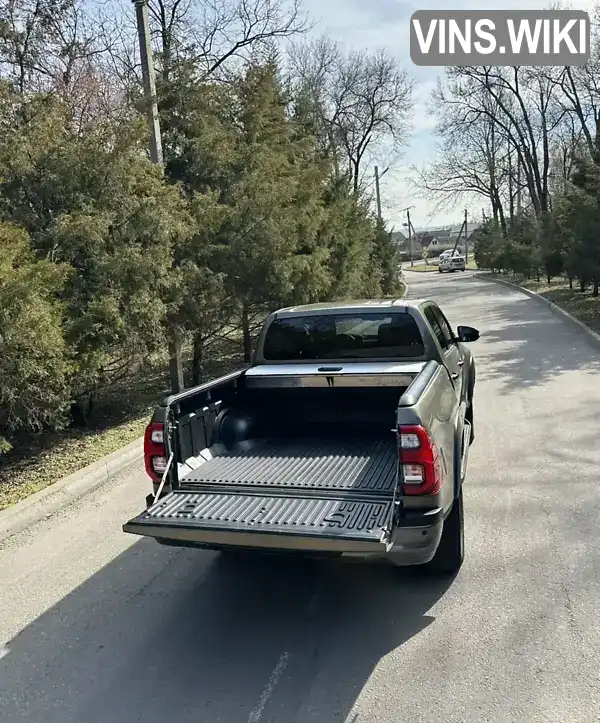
xmin=438 ymin=269 xmax=443 ymax=273
xmin=426 ymin=489 xmax=464 ymax=575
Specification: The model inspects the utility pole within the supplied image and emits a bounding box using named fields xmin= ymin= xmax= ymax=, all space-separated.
xmin=132 ymin=0 xmax=184 ymax=394
xmin=451 ymin=213 xmax=467 ymax=259
xmin=133 ymin=0 xmax=163 ymax=165
xmin=407 ymin=209 xmax=413 ymax=266
xmin=400 ymin=205 xmax=416 ymax=267
xmin=464 ymin=208 xmax=469 ymax=265
xmin=374 ymin=166 xmax=389 ymax=223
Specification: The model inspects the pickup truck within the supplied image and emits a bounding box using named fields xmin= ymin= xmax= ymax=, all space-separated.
xmin=124 ymin=298 xmax=479 ymax=575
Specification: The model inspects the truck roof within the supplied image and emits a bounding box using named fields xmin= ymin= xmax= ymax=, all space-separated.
xmin=274 ymin=298 xmax=427 ymax=317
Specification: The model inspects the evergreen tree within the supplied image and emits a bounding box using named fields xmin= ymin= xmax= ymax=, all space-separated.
xmin=0 ymin=222 xmax=71 ymax=451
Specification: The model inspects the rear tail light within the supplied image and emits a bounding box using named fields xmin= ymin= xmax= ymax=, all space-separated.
xmin=150 ymin=428 xmax=164 ymax=444
xmin=144 ymin=422 xmax=166 ymax=482
xmin=402 ymin=463 xmax=426 ymax=485
xmin=399 ymin=432 xmax=420 ymax=449
xmin=152 ymin=456 xmax=168 ymax=474
xmin=398 ymin=425 xmax=443 ymax=495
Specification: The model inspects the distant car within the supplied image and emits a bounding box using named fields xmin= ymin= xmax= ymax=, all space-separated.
xmin=439 ymin=255 xmax=466 ymax=273
xmin=439 ymin=249 xmax=462 ymax=259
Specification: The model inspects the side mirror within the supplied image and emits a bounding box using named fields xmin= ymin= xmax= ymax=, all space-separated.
xmin=457 ymin=325 xmax=480 ymax=342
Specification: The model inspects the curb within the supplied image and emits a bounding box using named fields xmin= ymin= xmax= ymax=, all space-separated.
xmin=0 ymin=435 xmax=144 ymax=543
xmin=476 ymin=272 xmax=600 ymax=351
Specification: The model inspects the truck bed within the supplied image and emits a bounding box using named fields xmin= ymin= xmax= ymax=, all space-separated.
xmin=178 ymin=438 xmax=398 ymax=495
xmin=124 ymin=438 xmax=399 ymax=553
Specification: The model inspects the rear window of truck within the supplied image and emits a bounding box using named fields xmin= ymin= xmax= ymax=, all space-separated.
xmin=263 ymin=312 xmax=425 ymax=360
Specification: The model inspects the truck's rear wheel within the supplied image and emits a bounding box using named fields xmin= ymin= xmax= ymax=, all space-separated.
xmin=425 ymin=490 xmax=464 ymax=575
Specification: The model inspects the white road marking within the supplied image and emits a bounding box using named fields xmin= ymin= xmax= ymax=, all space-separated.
xmin=247 ymin=651 xmax=290 ymax=722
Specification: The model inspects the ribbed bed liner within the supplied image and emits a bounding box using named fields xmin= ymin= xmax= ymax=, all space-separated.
xmin=178 ymin=438 xmax=398 ymax=496
xmin=124 ymin=437 xmax=399 ymax=551
xmin=130 ymin=490 xmax=392 ymax=541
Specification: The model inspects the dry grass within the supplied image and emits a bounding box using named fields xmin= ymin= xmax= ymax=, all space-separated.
xmin=405 ymin=263 xmax=439 ymax=273
xmin=0 ymin=418 xmax=152 ymax=510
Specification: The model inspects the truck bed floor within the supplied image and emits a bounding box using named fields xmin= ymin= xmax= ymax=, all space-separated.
xmin=178 ymin=438 xmax=398 ymax=496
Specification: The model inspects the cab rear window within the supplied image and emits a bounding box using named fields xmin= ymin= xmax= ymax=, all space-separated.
xmin=263 ymin=312 xmax=425 ymax=360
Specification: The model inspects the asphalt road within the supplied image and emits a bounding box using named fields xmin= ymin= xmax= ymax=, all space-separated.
xmin=2 ymin=270 xmax=600 ymax=723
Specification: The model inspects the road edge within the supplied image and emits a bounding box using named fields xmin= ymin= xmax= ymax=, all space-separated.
xmin=0 ymin=436 xmax=143 ymax=543
xmin=477 ymin=272 xmax=600 ymax=350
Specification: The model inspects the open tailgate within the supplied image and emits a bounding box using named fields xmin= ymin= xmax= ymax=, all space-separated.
xmin=123 ymin=489 xmax=393 ymax=553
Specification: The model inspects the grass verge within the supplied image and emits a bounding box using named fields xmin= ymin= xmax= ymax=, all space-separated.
xmin=0 ymin=417 xmax=153 ymax=510
xmin=488 ymin=274 xmax=600 ymax=335
xmin=405 ymin=263 xmax=439 ymax=273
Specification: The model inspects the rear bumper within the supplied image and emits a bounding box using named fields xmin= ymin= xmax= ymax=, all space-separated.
xmin=124 ymin=520 xmax=388 ymax=554
xmin=385 ymin=509 xmax=444 ymax=566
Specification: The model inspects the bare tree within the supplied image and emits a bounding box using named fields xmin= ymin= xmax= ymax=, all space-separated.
xmin=0 ymin=0 xmax=53 ymax=93
xmin=288 ymin=35 xmax=413 ymax=193
xmin=145 ymin=0 xmax=311 ymax=81
xmin=413 ymin=95 xmax=511 ymax=234
xmin=431 ymin=66 xmax=565 ymax=219
xmin=539 ymin=12 xmax=600 ymax=157
xmin=548 ymin=114 xmax=586 ymax=196
xmin=546 ymin=63 xmax=600 ymax=157
xmin=0 ymin=0 xmax=125 ymax=127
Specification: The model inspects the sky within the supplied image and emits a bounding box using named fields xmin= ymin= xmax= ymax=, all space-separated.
xmin=298 ymin=0 xmax=597 ymax=231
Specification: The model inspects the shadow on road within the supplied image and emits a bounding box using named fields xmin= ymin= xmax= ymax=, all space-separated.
xmin=475 ymin=295 xmax=600 ymax=390
xmin=407 ymin=272 xmax=600 ymax=390
xmin=0 ymin=541 xmax=453 ymax=723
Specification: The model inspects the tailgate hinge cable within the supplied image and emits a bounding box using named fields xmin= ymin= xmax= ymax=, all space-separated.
xmin=153 ymin=452 xmax=174 ymax=504
xmin=384 ymin=428 xmax=402 ymax=543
